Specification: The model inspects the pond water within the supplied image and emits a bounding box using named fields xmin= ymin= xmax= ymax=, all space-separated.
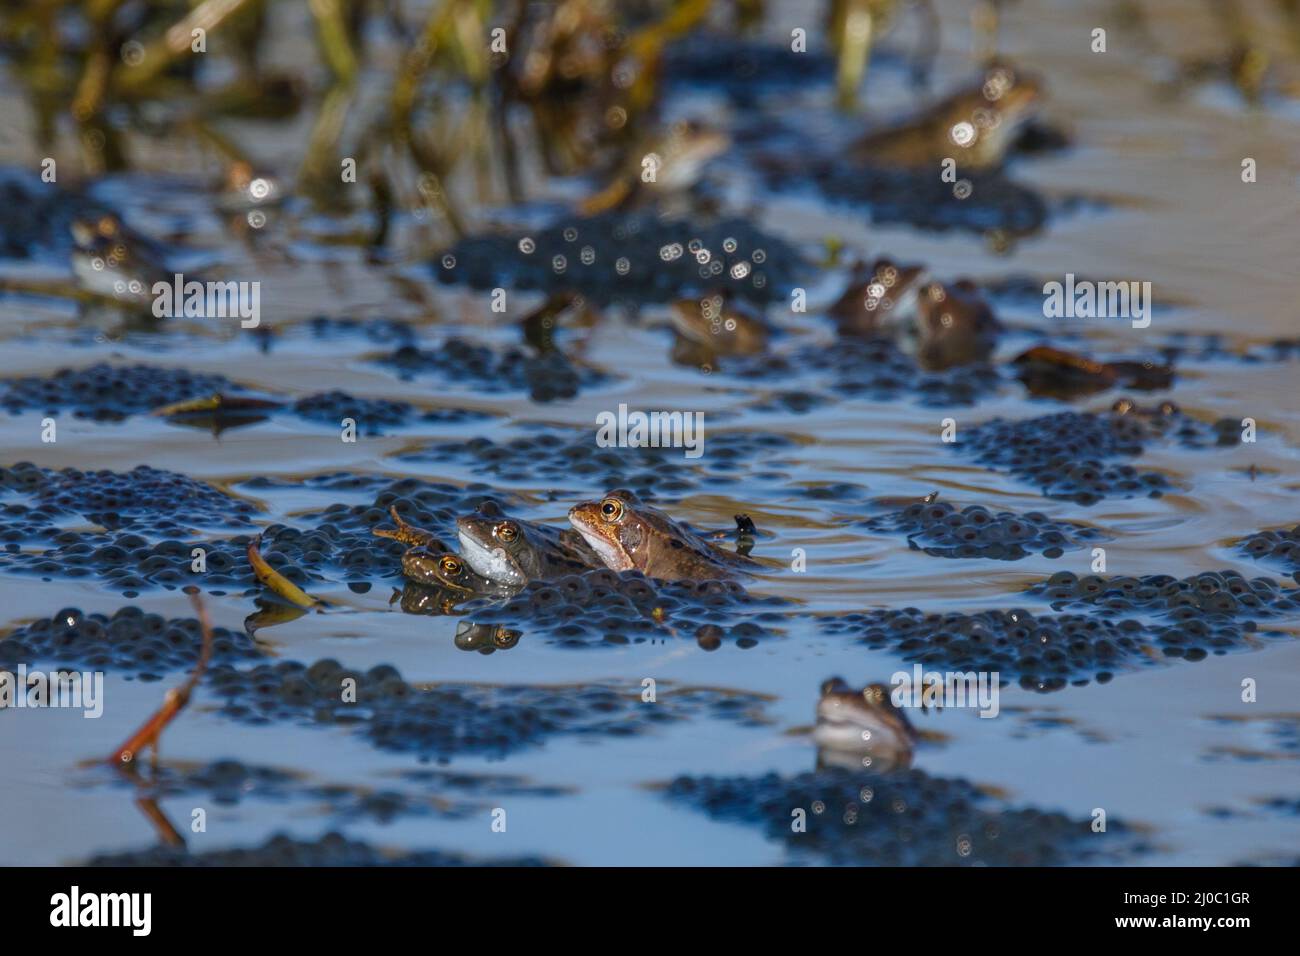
xmin=1 ymin=0 xmax=1298 ymax=866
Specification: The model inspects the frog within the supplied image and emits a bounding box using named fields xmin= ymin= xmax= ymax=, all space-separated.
xmin=813 ymin=677 xmax=918 ymax=772
xmin=578 ymin=120 xmax=731 ymax=215
xmin=69 ymin=212 xmax=171 ymax=307
xmin=850 ymin=60 xmax=1043 ymax=171
xmin=904 ymin=279 xmax=1001 ymax=370
xmin=372 ymin=507 xmax=515 ymax=598
xmin=456 ymin=499 xmax=604 ymax=588
xmin=567 ymin=489 xmax=760 ymax=581
xmin=669 ymin=290 xmax=771 ymax=357
xmin=827 ymin=257 xmax=928 ymax=337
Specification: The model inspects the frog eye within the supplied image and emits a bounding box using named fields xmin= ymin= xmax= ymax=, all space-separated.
xmin=496 ymin=522 xmax=518 ymax=543
xmin=439 ymin=556 xmax=461 ymax=575
xmin=599 ymin=497 xmax=624 ymax=522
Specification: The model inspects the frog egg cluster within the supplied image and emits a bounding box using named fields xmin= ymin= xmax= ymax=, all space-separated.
xmin=290 ymin=390 xmax=487 ymax=433
xmin=0 ymin=462 xmax=257 ymax=536
xmin=102 ymin=758 xmax=298 ymax=805
xmin=207 ymin=658 xmax=772 ymax=758
xmin=0 ymin=606 xmax=262 ymax=678
xmin=0 ymin=527 xmax=339 ymax=596
xmin=300 ymin=479 xmax=512 ymax=541
xmin=664 ymin=767 xmax=1145 ymax=866
xmin=733 ymin=337 xmax=1000 ymax=410
xmin=660 ymin=36 xmax=837 ymax=95
xmin=782 ymin=162 xmax=1049 ymax=237
xmin=402 ymin=427 xmax=796 ymax=499
xmin=0 ymin=362 xmax=488 ymax=434
xmin=1154 ymin=332 xmax=1300 ymax=365
xmin=96 ymin=757 xmax=471 ymax=824
xmin=1028 ymin=570 xmax=1300 ymax=620
xmin=955 ymin=409 xmax=1176 ymax=504
xmin=438 ymin=212 xmax=802 ymax=305
xmin=819 ymin=606 xmax=1277 ymax=692
xmin=0 ymin=479 xmax=521 ymax=596
xmin=1238 ymin=525 xmax=1300 ymax=575
xmin=84 ymin=831 xmax=554 ymax=868
xmin=306 ymin=315 xmax=418 ymax=344
xmin=0 ymin=363 xmax=236 ymax=420
xmin=376 ymin=337 xmax=610 ymax=403
xmin=863 ymin=501 xmax=1104 ymax=560
xmin=462 ymin=568 xmax=788 ymax=649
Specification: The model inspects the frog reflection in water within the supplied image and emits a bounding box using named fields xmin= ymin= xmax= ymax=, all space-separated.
xmin=851 ymin=61 xmax=1043 ymax=172
xmin=567 ymin=489 xmax=759 ymax=582
xmin=813 ymin=678 xmax=919 ymax=773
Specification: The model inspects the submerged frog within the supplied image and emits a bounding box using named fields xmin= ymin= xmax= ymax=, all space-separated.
xmin=456 ymin=500 xmax=603 ymax=588
xmin=579 ymin=120 xmax=731 ymax=215
xmin=69 ymin=213 xmax=171 ymax=307
xmin=670 ymin=290 xmax=771 ymax=357
xmin=828 ymin=257 xmax=928 ymax=337
xmin=567 ymin=489 xmax=759 ymax=581
xmin=813 ymin=677 xmax=919 ymax=772
xmin=373 ymin=507 xmax=514 ymax=598
xmin=851 ymin=61 xmax=1043 ymax=171
xmin=905 ymin=279 xmax=1001 ymax=370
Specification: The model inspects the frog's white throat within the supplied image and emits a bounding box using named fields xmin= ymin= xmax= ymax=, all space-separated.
xmin=457 ymin=531 xmax=526 ymax=586
xmin=572 ymin=523 xmax=634 ymax=571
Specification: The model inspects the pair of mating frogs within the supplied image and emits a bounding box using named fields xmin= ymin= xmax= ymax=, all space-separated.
xmin=375 ymin=490 xmax=760 ymax=604
xmin=671 ymin=260 xmax=1000 ymax=372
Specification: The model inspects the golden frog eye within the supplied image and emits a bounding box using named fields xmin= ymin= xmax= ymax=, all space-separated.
xmin=599 ymin=497 xmax=624 ymax=522
xmin=496 ymin=522 xmax=518 ymax=543
xmin=439 ymin=556 xmax=461 ymax=576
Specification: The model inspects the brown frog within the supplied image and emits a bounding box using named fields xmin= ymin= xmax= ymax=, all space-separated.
xmin=851 ymin=61 xmax=1043 ymax=171
xmin=906 ymin=279 xmax=1001 ymax=370
xmin=828 ymin=257 xmax=928 ymax=337
xmin=567 ymin=489 xmax=759 ymax=582
xmin=579 ymin=120 xmax=731 ymax=215
xmin=456 ymin=499 xmax=603 ymax=587
xmin=669 ymin=290 xmax=771 ymax=357
xmin=813 ymin=677 xmax=919 ymax=772
xmin=373 ymin=507 xmax=513 ymax=598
